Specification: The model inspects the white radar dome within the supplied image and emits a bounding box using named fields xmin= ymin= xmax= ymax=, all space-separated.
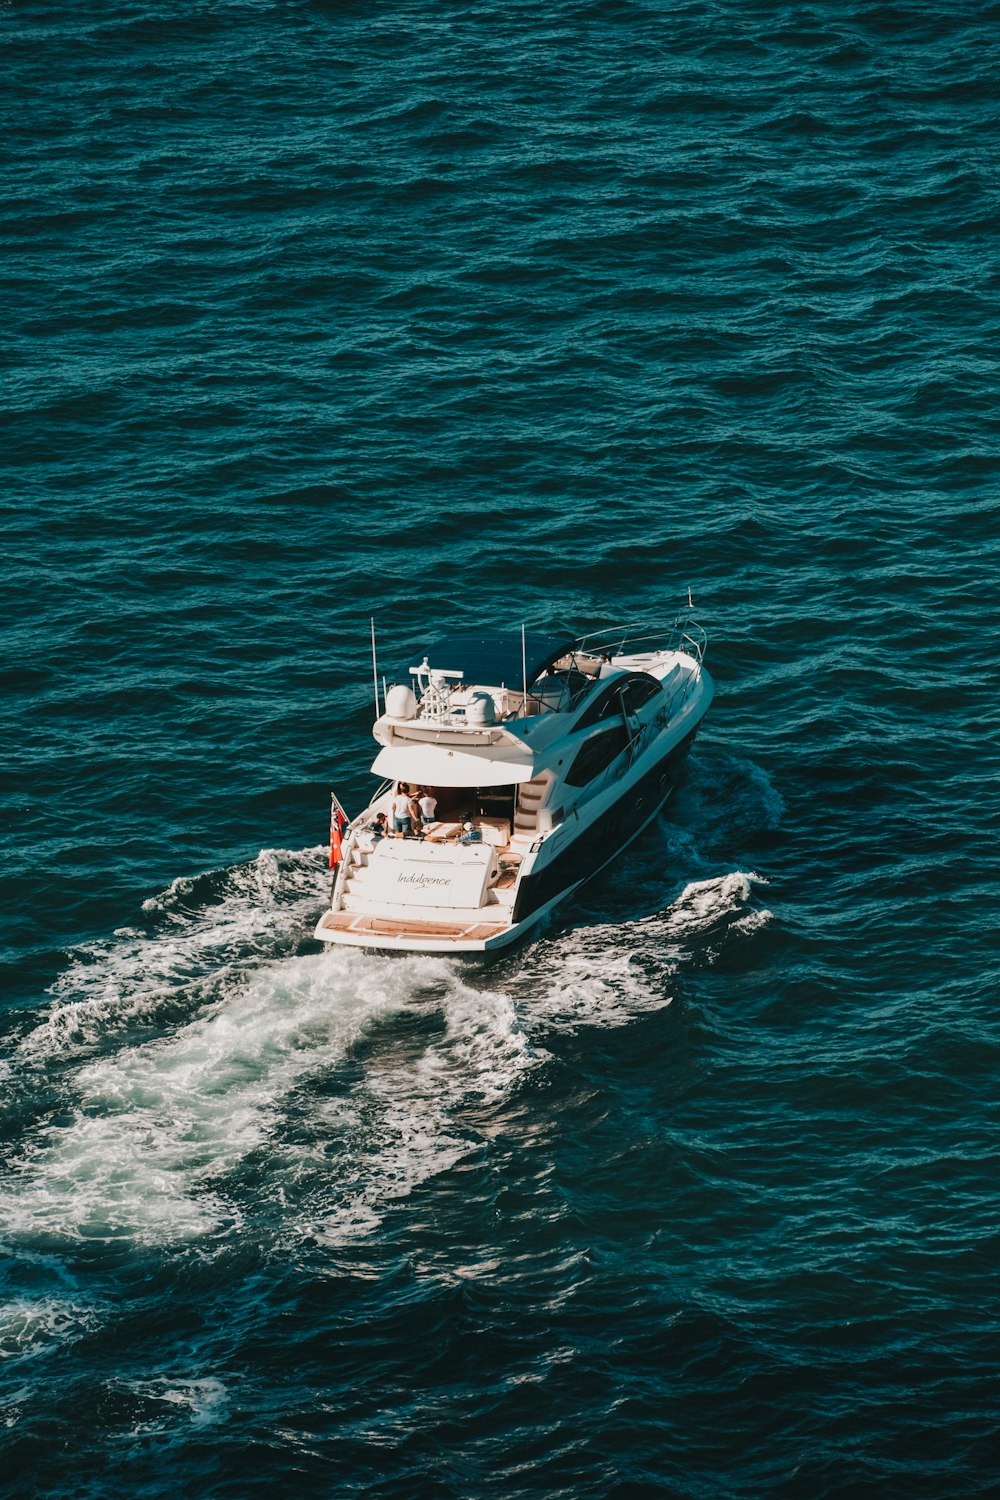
xmin=385 ymin=684 xmax=417 ymax=720
xmin=466 ymin=691 xmax=495 ymax=726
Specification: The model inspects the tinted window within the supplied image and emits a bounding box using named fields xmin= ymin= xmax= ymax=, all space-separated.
xmin=576 ymin=673 xmax=660 ymax=729
xmin=622 ymin=674 xmax=661 ymax=714
xmin=566 ymin=725 xmax=629 ymax=786
xmin=575 ymin=681 xmax=626 ymax=730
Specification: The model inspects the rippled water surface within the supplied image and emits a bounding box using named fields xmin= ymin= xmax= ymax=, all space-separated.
xmin=3 ymin=2 xmax=1000 ymax=1495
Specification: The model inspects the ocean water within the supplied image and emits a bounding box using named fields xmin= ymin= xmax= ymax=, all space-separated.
xmin=3 ymin=1 xmax=999 ymax=1494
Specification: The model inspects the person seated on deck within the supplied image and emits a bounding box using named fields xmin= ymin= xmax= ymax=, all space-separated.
xmin=459 ymin=821 xmax=482 ymax=845
xmin=369 ymin=811 xmax=389 ymax=841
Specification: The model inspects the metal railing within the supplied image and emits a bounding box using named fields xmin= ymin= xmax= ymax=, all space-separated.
xmin=330 ymin=780 xmax=396 ymax=909
xmin=391 ymin=620 xmax=706 ymax=731
xmin=572 ymin=616 xmax=707 ymax=669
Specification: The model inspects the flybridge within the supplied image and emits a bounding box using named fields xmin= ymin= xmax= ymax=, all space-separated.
xmin=371 ymin=656 xmax=539 ymax=787
xmin=377 ymin=629 xmax=597 ymax=737
xmin=405 ymin=631 xmax=577 ymax=694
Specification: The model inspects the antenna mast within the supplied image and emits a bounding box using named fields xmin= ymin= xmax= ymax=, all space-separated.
xmin=370 ymin=618 xmax=381 ymax=716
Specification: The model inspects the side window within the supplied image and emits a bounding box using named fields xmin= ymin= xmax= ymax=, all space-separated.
xmin=575 ymin=682 xmax=625 ymax=730
xmin=622 ymin=674 xmax=661 ymax=714
xmin=566 ymin=725 xmax=629 ymax=786
xmin=576 ymin=673 xmax=660 ymax=729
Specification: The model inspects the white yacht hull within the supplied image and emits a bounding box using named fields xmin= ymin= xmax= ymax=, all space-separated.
xmin=315 ymin=619 xmax=713 ymax=955
xmin=314 ymin=757 xmax=687 ymax=955
xmin=315 ymin=708 xmax=705 ymax=955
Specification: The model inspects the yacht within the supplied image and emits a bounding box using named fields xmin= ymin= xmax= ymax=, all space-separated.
xmin=314 ymin=616 xmax=714 ymax=954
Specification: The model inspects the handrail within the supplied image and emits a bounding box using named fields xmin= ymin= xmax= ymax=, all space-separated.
xmin=573 ymin=616 xmax=707 ymax=669
xmin=331 ymin=780 xmax=395 ymax=910
xmin=390 ymin=622 xmax=705 ymax=733
xmin=345 ymin=779 xmax=393 ymax=831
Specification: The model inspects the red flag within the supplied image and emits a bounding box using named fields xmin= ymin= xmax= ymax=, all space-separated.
xmin=329 ymin=801 xmax=347 ymax=868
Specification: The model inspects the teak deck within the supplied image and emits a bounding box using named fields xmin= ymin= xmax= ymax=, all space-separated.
xmin=318 ymin=910 xmax=509 ymax=942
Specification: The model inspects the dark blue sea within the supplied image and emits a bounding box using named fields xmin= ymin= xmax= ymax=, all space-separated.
xmin=4 ymin=2 xmax=1000 ymax=1494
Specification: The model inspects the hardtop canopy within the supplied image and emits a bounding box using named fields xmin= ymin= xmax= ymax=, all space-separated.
xmin=406 ymin=630 xmax=576 ymax=689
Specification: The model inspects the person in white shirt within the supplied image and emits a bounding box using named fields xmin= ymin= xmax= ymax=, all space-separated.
xmin=418 ymin=788 xmax=437 ymax=826
xmin=392 ymin=785 xmax=413 ymax=837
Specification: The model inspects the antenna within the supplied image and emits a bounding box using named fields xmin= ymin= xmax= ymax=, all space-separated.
xmin=521 ymin=622 xmax=528 ymax=715
xmin=687 ymin=584 xmax=694 ymax=610
xmin=370 ymin=618 xmax=381 ymax=716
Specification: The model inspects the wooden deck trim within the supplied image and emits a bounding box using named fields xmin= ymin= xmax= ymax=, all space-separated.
xmin=319 ymin=910 xmax=509 ymax=941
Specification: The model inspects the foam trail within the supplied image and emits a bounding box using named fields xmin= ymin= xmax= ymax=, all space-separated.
xmin=122 ymin=1376 xmax=230 ymax=1433
xmin=0 ymin=949 xmax=539 ymax=1253
xmin=0 ymin=952 xmax=407 ymax=1248
xmin=12 ymin=848 xmax=326 ymax=1068
xmin=642 ymin=870 xmax=772 ymax=939
xmin=517 ymin=944 xmax=679 ymax=1032
xmin=522 ymin=870 xmax=771 ymax=1031
xmin=0 ymin=1295 xmax=100 ymax=1364
xmin=269 ymin=970 xmax=539 ymax=1247
xmin=0 ymin=771 xmax=774 ymax=1254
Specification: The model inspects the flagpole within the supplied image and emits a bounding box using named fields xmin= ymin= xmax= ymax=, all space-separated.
xmin=329 ymin=792 xmax=338 ymax=901
xmin=329 ymin=790 xmax=350 ymax=901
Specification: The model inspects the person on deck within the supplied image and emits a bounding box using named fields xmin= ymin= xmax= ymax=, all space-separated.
xmin=407 ymin=789 xmax=424 ymax=839
xmin=418 ymin=788 xmax=437 ymax=826
xmin=392 ymin=785 xmax=413 ymax=837
xmin=459 ymin=821 xmax=482 ymax=845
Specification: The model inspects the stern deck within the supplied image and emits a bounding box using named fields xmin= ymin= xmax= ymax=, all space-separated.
xmin=317 ymin=909 xmax=511 ymax=945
